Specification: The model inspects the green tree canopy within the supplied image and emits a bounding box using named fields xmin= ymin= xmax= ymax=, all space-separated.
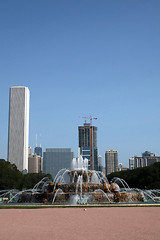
xmin=0 ymin=161 xmax=52 ymax=190
xmin=107 ymin=162 xmax=160 ymax=189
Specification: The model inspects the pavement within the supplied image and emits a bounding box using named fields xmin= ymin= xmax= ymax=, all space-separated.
xmin=0 ymin=207 xmax=159 ymax=240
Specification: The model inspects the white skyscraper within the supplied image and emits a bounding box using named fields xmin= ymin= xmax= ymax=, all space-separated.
xmin=8 ymin=86 xmax=30 ymax=173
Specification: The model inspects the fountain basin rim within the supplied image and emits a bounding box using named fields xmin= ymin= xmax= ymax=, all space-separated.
xmin=0 ymin=202 xmax=160 ymax=208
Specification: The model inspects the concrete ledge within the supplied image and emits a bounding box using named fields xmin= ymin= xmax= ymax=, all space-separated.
xmin=0 ymin=203 xmax=160 ymax=209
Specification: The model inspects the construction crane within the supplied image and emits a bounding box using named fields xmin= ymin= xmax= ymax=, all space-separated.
xmin=79 ymin=115 xmax=98 ymax=126
xmin=79 ymin=115 xmax=98 ymax=170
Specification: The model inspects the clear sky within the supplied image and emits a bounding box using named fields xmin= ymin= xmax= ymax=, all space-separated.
xmin=0 ymin=0 xmax=160 ymax=167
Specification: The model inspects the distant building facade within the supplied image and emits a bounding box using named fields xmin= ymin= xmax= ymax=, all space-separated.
xmin=28 ymin=155 xmax=43 ymax=173
xmin=43 ymin=148 xmax=74 ymax=179
xmin=129 ymin=151 xmax=160 ymax=170
xmin=34 ymin=146 xmax=42 ymax=157
xmin=98 ymin=155 xmax=103 ymax=171
xmin=0 ymin=159 xmax=5 ymax=162
xmin=102 ymin=166 xmax=106 ymax=176
xmin=118 ymin=163 xmax=128 ymax=171
xmin=28 ymin=146 xmax=43 ymax=173
xmin=129 ymin=157 xmax=135 ymax=170
xmin=28 ymin=146 xmax=32 ymax=155
xmin=78 ymin=123 xmax=98 ymax=171
xmin=8 ymin=86 xmax=30 ymax=173
xmin=105 ymin=150 xmax=118 ymax=175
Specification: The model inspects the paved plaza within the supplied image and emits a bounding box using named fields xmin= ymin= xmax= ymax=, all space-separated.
xmin=0 ymin=207 xmax=159 ymax=240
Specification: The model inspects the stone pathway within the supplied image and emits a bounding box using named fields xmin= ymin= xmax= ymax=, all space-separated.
xmin=0 ymin=207 xmax=159 ymax=240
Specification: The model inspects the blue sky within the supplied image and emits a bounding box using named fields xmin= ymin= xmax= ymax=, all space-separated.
xmin=0 ymin=0 xmax=160 ymax=167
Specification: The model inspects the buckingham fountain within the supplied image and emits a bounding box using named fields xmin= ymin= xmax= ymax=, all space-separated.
xmin=0 ymin=156 xmax=160 ymax=205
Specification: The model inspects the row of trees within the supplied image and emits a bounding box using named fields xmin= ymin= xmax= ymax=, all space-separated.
xmin=0 ymin=161 xmax=52 ymax=190
xmin=107 ymin=162 xmax=160 ymax=189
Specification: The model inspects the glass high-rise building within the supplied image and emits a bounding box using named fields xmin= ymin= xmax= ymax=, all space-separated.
xmin=78 ymin=123 xmax=98 ymax=171
xmin=43 ymin=148 xmax=74 ymax=179
xmin=105 ymin=150 xmax=118 ymax=175
xmin=8 ymin=86 xmax=30 ymax=173
xmin=34 ymin=146 xmax=42 ymax=157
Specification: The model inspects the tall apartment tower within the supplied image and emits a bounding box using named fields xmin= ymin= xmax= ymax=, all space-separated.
xmin=105 ymin=150 xmax=118 ymax=175
xmin=78 ymin=123 xmax=98 ymax=170
xmin=8 ymin=86 xmax=30 ymax=173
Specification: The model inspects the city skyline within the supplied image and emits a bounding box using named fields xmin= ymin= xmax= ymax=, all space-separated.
xmin=0 ymin=1 xmax=160 ymax=167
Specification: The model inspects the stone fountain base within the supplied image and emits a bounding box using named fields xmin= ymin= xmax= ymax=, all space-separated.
xmin=16 ymin=168 xmax=146 ymax=204
xmin=18 ymin=182 xmax=145 ymax=204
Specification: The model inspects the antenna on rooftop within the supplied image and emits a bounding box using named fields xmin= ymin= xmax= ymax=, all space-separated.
xmin=40 ymin=133 xmax=42 ymax=147
xmin=35 ymin=134 xmax=37 ymax=147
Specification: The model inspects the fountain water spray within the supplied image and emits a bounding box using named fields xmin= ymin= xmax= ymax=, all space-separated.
xmin=1 ymin=155 xmax=160 ymax=205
